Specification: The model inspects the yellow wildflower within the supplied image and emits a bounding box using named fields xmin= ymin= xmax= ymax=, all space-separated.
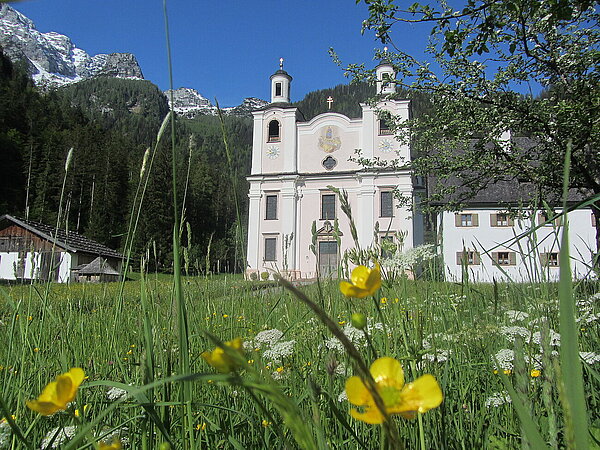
xmin=276 ymin=366 xmax=284 ymax=373
xmin=339 ymin=263 xmax=381 ymax=298
xmin=26 ymin=368 xmax=85 ymax=416
xmin=261 ymin=419 xmax=271 ymax=427
xmin=345 ymin=357 xmax=442 ymax=424
xmin=530 ymin=369 xmax=541 ymax=378
xmin=380 ymin=297 xmax=388 ymax=304
xmin=201 ymin=338 xmax=244 ymax=373
xmin=338 ymin=320 xmax=346 ymax=326
xmin=98 ymin=440 xmax=122 ymax=450
xmin=503 ymin=369 xmax=512 ymax=375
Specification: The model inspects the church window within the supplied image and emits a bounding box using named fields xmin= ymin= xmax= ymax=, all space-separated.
xmin=265 ymin=195 xmax=278 ymax=220
xmin=322 ymin=156 xmax=337 ymax=170
xmin=380 ymin=191 xmax=394 ymax=217
xmin=321 ymin=194 xmax=336 ymax=220
xmin=455 ymin=213 xmax=478 ymax=227
xmin=264 ymin=237 xmax=277 ymax=261
xmin=275 ymin=82 xmax=282 ymax=97
xmin=268 ymin=120 xmax=280 ymax=142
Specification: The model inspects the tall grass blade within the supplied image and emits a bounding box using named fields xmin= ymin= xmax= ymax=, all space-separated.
xmin=558 ymin=141 xmax=588 ymax=449
xmin=162 ymin=0 xmax=193 ymax=446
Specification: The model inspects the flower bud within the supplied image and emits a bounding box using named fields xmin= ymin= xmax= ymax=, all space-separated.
xmin=351 ymin=313 xmax=367 ymax=330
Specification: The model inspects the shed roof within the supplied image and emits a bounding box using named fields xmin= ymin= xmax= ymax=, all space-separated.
xmin=77 ymin=256 xmax=120 ymax=275
xmin=0 ymin=214 xmax=123 ymax=259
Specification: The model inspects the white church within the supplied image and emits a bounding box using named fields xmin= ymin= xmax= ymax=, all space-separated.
xmin=245 ymin=59 xmax=423 ymax=280
xmin=245 ymin=60 xmax=597 ymax=282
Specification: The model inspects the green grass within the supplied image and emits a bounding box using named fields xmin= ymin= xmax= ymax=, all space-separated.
xmin=0 ymin=275 xmax=598 ymax=449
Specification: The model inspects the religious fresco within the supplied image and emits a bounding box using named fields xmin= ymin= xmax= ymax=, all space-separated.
xmin=318 ymin=126 xmax=341 ymax=153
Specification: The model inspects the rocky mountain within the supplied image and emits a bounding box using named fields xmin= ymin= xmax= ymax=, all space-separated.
xmin=165 ymin=87 xmax=268 ymax=118
xmin=0 ymin=4 xmax=143 ymax=89
xmin=0 ymin=4 xmax=267 ymax=117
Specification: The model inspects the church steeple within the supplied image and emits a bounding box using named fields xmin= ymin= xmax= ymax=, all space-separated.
xmin=375 ymin=47 xmax=396 ymax=95
xmin=270 ymin=58 xmax=292 ymax=103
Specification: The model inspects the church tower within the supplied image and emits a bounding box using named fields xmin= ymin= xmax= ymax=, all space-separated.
xmin=270 ymin=58 xmax=292 ymax=103
xmin=375 ymin=49 xmax=396 ymax=95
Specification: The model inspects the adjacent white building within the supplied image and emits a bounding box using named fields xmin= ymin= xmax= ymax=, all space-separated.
xmin=246 ymin=60 xmax=423 ymax=279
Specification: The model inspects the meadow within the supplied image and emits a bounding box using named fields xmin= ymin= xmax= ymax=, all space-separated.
xmin=0 ymin=270 xmax=598 ymax=449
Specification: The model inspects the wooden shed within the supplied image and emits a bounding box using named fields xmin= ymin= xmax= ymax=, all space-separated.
xmin=0 ymin=214 xmax=123 ymax=283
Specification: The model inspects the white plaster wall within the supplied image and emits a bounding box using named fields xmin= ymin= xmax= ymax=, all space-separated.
xmin=0 ymin=251 xmax=72 ymax=282
xmin=441 ymin=208 xmax=597 ymax=282
xmin=0 ymin=252 xmax=20 ymax=280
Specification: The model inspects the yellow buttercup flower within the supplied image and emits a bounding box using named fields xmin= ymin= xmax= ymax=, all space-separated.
xmin=339 ymin=263 xmax=382 ymax=298
xmin=26 ymin=368 xmax=85 ymax=416
xmin=345 ymin=357 xmax=442 ymax=424
xmin=530 ymin=369 xmax=541 ymax=378
xmin=98 ymin=440 xmax=122 ymax=450
xmin=201 ymin=338 xmax=244 ymax=373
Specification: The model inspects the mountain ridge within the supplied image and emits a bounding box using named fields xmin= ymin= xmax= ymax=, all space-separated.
xmin=0 ymin=4 xmax=267 ymax=117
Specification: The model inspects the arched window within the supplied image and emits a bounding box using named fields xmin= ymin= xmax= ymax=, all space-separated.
xmin=268 ymin=120 xmax=280 ymax=142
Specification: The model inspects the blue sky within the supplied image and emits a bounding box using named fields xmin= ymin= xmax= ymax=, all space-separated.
xmin=12 ymin=0 xmax=430 ymax=106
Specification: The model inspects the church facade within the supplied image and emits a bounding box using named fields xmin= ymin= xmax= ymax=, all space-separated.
xmin=245 ymin=60 xmax=423 ymax=279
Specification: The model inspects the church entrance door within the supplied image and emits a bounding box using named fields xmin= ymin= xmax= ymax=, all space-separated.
xmin=318 ymin=241 xmax=338 ymax=277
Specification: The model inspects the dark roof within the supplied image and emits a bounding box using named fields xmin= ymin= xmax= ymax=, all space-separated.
xmin=425 ymin=136 xmax=590 ymax=207
xmin=0 ymin=214 xmax=123 ymax=258
xmin=270 ymin=69 xmax=292 ymax=80
xmin=77 ymin=256 xmax=120 ymax=275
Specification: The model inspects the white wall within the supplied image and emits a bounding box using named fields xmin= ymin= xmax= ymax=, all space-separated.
xmin=0 ymin=251 xmax=72 ymax=283
xmin=441 ymin=208 xmax=597 ymax=282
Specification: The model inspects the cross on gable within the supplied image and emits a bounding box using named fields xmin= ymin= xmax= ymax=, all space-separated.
xmin=327 ymin=96 xmax=333 ymax=109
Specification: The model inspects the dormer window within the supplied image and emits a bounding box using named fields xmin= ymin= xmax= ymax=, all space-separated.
xmin=275 ymin=82 xmax=282 ymax=97
xmin=268 ymin=120 xmax=280 ymax=142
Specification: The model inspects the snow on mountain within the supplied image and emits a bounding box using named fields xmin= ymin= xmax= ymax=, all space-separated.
xmin=0 ymin=4 xmax=143 ymax=89
xmin=165 ymin=88 xmax=268 ymax=118
xmin=0 ymin=4 xmax=268 ymax=116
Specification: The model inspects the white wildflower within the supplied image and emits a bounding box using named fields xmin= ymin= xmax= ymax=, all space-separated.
xmin=485 ymin=391 xmax=512 ymax=408
xmin=322 ymin=337 xmax=344 ymax=353
xmin=505 ymin=310 xmax=529 ymax=322
xmin=492 ymin=349 xmax=514 ymax=371
xmin=531 ymin=329 xmax=561 ymax=346
xmin=342 ymin=324 xmax=366 ymax=344
xmin=500 ymin=326 xmax=531 ymax=342
xmin=0 ymin=420 xmax=11 ymax=450
xmin=97 ymin=427 xmax=128 ymax=447
xmin=41 ymin=426 xmax=77 ymax=449
xmin=262 ymin=340 xmax=295 ymax=363
xmin=337 ymin=391 xmax=348 ymax=403
xmin=245 ymin=329 xmax=284 ymax=350
xmin=421 ymin=349 xmax=452 ymax=363
xmin=579 ymin=352 xmax=600 ymax=365
xmin=335 ymin=362 xmax=348 ymax=377
xmin=107 ymin=386 xmax=128 ymax=401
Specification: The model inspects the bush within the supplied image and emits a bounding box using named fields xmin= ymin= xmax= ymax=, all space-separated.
xmin=260 ymin=271 xmax=270 ymax=281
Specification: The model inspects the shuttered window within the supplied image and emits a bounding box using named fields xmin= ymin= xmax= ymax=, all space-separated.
xmin=264 ymin=237 xmax=277 ymax=261
xmin=380 ymin=191 xmax=393 ymax=217
xmin=492 ymin=251 xmax=517 ymax=266
xmin=491 ymin=213 xmax=513 ymax=227
xmin=456 ymin=251 xmax=480 ymax=265
xmin=265 ymin=195 xmax=278 ymax=220
xmin=540 ymin=252 xmax=559 ymax=267
xmin=455 ymin=213 xmax=479 ymax=227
